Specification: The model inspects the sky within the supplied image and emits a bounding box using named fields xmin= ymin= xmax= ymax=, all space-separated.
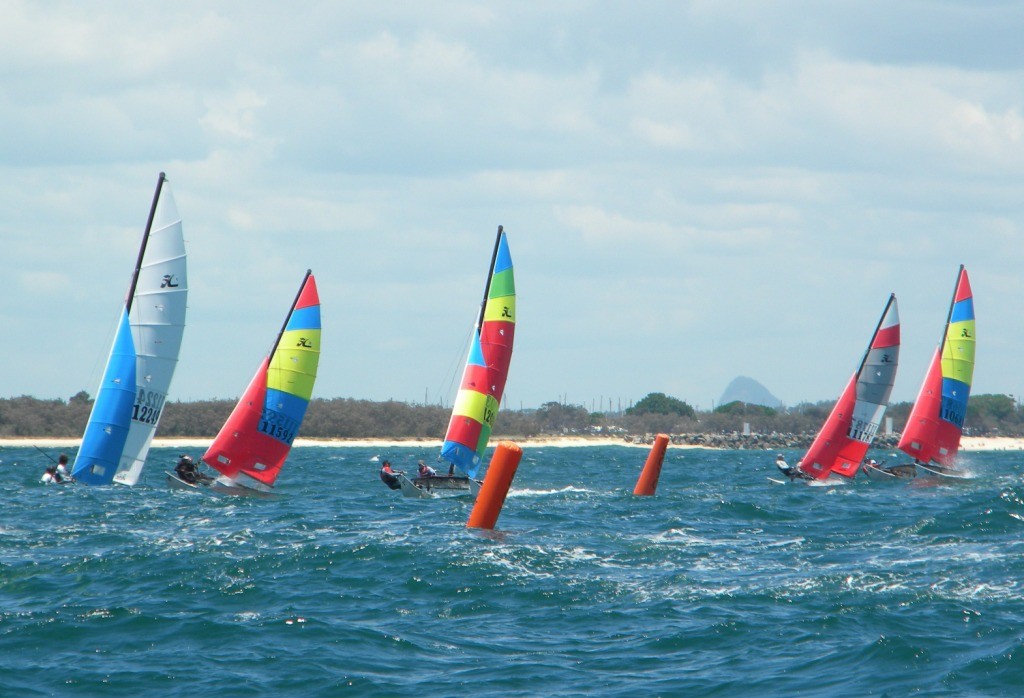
xmin=2 ymin=1 xmax=1022 ymax=412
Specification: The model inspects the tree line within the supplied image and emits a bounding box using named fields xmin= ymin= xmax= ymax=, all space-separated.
xmin=2 ymin=390 xmax=1023 ymax=440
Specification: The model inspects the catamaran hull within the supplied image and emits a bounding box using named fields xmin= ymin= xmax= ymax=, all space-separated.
xmin=399 ymin=474 xmax=434 ymax=498
xmin=397 ymin=474 xmax=481 ymax=498
xmin=916 ymin=463 xmax=970 ymax=479
xmin=865 ymin=463 xmax=917 ymax=479
xmin=166 ymin=471 xmax=202 ymax=490
xmin=414 ymin=475 xmax=475 ymax=491
xmin=208 ymin=481 xmax=278 ymax=498
xmin=166 ymin=471 xmax=276 ymax=497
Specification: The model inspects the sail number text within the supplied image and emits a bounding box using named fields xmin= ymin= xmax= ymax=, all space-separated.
xmin=941 ymin=397 xmax=966 ymax=428
xmin=132 ymin=389 xmax=167 ymax=426
xmin=259 ymin=407 xmax=300 ymax=444
xmin=847 ymin=417 xmax=879 ymax=443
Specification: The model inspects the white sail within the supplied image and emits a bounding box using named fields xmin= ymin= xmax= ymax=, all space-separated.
xmin=112 ymin=178 xmax=188 ymax=485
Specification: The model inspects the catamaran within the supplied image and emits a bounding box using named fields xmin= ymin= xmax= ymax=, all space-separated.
xmin=170 ymin=270 xmax=322 ymax=494
xmin=398 ymin=226 xmax=515 ymax=498
xmin=792 ymin=294 xmax=900 ymax=483
xmin=72 ymin=173 xmax=188 ymax=486
xmin=889 ymin=265 xmax=975 ymax=478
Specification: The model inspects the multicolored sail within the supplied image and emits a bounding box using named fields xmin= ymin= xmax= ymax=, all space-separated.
xmin=202 ymin=270 xmax=321 ymax=491
xmin=73 ymin=173 xmax=188 ymax=486
xmin=799 ymin=294 xmax=900 ymax=480
xmin=898 ymin=266 xmax=975 ymax=468
xmin=440 ymin=227 xmax=515 ymax=479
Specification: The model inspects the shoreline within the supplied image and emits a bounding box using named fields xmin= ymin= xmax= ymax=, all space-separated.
xmin=5 ymin=435 xmax=1023 ymax=452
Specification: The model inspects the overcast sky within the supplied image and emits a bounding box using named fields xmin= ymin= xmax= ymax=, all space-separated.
xmin=2 ymin=1 xmax=1022 ymax=412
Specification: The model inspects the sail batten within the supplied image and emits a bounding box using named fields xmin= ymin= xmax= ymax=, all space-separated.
xmin=799 ymin=294 xmax=900 ymax=480
xmin=73 ymin=173 xmax=188 ymax=486
xmin=440 ymin=227 xmax=515 ymax=478
xmin=202 ymin=271 xmax=321 ymax=491
xmin=898 ymin=266 xmax=975 ymax=467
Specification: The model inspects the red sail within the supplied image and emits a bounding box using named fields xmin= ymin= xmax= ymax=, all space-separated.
xmin=201 ymin=357 xmax=291 ymax=487
xmin=798 ymin=374 xmax=870 ymax=480
xmin=897 ymin=348 xmax=962 ymax=466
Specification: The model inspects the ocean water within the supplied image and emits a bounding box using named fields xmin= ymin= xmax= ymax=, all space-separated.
xmin=2 ymin=445 xmax=1023 ymax=697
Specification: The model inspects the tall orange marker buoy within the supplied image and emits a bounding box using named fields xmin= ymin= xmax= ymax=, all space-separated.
xmin=633 ymin=433 xmax=669 ymax=495
xmin=467 ymin=441 xmax=523 ymax=530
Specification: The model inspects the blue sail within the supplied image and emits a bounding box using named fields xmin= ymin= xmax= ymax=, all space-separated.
xmin=72 ymin=309 xmax=138 ymax=485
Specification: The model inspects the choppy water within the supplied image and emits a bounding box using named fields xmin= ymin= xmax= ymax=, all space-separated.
xmin=2 ymin=445 xmax=1024 ymax=696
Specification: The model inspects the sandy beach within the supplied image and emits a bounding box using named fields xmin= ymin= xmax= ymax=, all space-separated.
xmin=6 ymin=435 xmax=1024 ymax=451
xmin=1 ymin=436 xmax=658 ymax=450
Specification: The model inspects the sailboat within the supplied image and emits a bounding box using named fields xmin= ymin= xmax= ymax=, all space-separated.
xmin=794 ymin=294 xmax=901 ymax=482
xmin=182 ymin=270 xmax=321 ymax=494
xmin=72 ymin=173 xmax=188 ymax=486
xmin=893 ymin=265 xmax=975 ymax=478
xmin=398 ymin=226 xmax=515 ymax=498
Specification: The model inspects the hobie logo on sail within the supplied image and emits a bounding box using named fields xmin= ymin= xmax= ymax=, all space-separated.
xmin=161 ymin=274 xmax=179 ymax=288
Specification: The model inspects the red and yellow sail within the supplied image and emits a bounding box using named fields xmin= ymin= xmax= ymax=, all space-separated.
xmin=440 ymin=228 xmax=515 ymax=478
xmin=202 ymin=271 xmax=321 ymax=491
xmin=898 ymin=266 xmax=975 ymax=467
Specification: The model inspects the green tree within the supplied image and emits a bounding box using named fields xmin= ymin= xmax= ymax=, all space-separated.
xmin=967 ymin=394 xmax=1016 ymax=421
xmin=69 ymin=390 xmax=91 ymax=405
xmin=626 ymin=392 xmax=695 ymax=419
xmin=713 ymin=401 xmax=776 ymax=417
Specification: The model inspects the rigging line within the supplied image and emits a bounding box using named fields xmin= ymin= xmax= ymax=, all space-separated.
xmin=436 ymin=323 xmax=475 ymax=409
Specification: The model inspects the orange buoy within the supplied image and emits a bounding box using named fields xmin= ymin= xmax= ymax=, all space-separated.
xmin=467 ymin=441 xmax=523 ymax=530
xmin=633 ymin=433 xmax=669 ymax=495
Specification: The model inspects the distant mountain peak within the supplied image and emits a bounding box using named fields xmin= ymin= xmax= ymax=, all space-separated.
xmin=719 ymin=376 xmax=782 ymax=409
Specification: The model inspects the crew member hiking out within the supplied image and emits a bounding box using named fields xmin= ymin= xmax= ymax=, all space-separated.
xmin=380 ymin=460 xmax=402 ymax=490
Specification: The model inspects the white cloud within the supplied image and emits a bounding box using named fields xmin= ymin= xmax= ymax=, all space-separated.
xmin=200 ymin=90 xmax=268 ymax=141
xmin=0 ymin=1 xmax=1022 ymax=411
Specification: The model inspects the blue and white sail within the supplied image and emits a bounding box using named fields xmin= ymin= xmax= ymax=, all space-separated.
xmin=72 ymin=173 xmax=188 ymax=486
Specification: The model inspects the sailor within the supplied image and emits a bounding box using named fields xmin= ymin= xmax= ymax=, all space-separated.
xmin=775 ymin=454 xmax=798 ymax=480
xmin=175 ymin=454 xmax=202 ymax=484
xmin=55 ymin=454 xmax=73 ymax=482
xmin=380 ymin=460 xmax=402 ymax=490
xmin=417 ymin=460 xmax=437 ymax=478
xmin=40 ymin=465 xmax=60 ymax=484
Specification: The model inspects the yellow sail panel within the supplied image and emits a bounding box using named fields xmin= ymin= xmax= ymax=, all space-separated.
xmin=451 ymin=388 xmax=489 ymax=421
xmin=268 ymin=328 xmax=321 ymax=399
xmin=483 ymin=295 xmax=516 ymax=324
xmin=942 ymin=319 xmax=975 ymax=385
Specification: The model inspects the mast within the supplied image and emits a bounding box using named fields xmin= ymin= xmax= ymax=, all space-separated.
xmin=474 ymin=226 xmax=504 ymax=332
xmin=855 ymin=293 xmax=896 ymax=377
xmin=268 ymin=269 xmax=312 ymax=359
xmin=125 ymin=172 xmax=167 ymax=314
